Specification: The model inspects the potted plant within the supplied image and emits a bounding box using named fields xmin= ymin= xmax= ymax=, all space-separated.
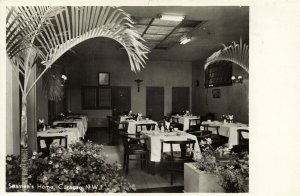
xmin=6 ymin=141 xmax=136 ymax=193
xmin=184 ymin=138 xmax=249 ymax=193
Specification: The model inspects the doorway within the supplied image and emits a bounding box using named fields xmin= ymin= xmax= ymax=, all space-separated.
xmin=172 ymin=87 xmax=190 ymax=114
xmin=146 ymin=87 xmax=164 ymax=121
xmin=111 ymin=86 xmax=131 ymax=117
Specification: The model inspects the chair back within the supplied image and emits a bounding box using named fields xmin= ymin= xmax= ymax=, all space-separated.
xmin=188 ymin=130 xmax=212 ymax=143
xmin=237 ymin=129 xmax=249 ymax=145
xmin=119 ymin=132 xmax=148 ymax=152
xmin=55 ymin=122 xmax=77 ymax=128
xmin=188 ymin=119 xmax=201 ymax=132
xmin=156 ymin=120 xmax=166 ymax=130
xmin=161 ymin=139 xmax=196 ymax=160
xmin=125 ymin=117 xmax=135 ymax=121
xmin=164 ymin=116 xmax=171 ymax=122
xmin=136 ymin=123 xmax=156 ymax=133
xmin=203 ymin=124 xmax=220 ymax=135
xmin=171 ymin=117 xmax=179 ymax=123
xmin=37 ymin=135 xmax=68 ymax=155
xmin=207 ymin=113 xmax=215 ymax=121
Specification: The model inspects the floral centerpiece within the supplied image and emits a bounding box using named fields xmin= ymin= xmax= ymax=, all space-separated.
xmin=37 ymin=119 xmax=46 ymax=132
xmin=193 ymin=138 xmax=249 ymax=193
xmin=6 ymin=141 xmax=135 ymax=192
xmin=221 ymin=115 xmax=233 ymax=123
xmin=137 ymin=113 xmax=142 ymax=121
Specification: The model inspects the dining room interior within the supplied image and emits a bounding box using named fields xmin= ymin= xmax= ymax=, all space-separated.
xmin=5 ymin=6 xmax=249 ymax=193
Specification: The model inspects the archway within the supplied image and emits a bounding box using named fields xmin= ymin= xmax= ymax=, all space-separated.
xmin=6 ymin=6 xmax=149 ymax=188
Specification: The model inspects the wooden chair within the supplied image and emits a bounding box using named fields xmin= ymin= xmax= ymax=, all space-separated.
xmin=202 ymin=124 xmax=227 ymax=147
xmin=54 ymin=122 xmax=77 ymax=128
xmin=119 ymin=132 xmax=149 ymax=174
xmin=232 ymin=129 xmax=249 ymax=154
xmin=206 ymin=113 xmax=215 ymax=121
xmin=111 ymin=120 xmax=128 ymax=145
xmin=170 ymin=116 xmax=183 ymax=130
xmin=136 ymin=123 xmax=156 ymax=133
xmin=188 ymin=130 xmax=212 ymax=144
xmin=156 ymin=120 xmax=166 ymax=130
xmin=37 ymin=135 xmax=68 ymax=157
xmin=187 ymin=119 xmax=201 ymax=133
xmin=160 ymin=139 xmax=196 ymax=185
xmin=164 ymin=116 xmax=171 ymax=122
xmin=125 ymin=116 xmax=135 ymax=121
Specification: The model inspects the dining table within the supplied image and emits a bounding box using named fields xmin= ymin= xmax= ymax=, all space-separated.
xmin=171 ymin=115 xmax=200 ymax=131
xmin=37 ymin=127 xmax=80 ymax=148
xmin=202 ymin=121 xmax=249 ymax=148
xmin=53 ymin=117 xmax=87 ymax=139
xmin=141 ymin=130 xmax=201 ymax=175
xmin=142 ymin=130 xmax=201 ymax=162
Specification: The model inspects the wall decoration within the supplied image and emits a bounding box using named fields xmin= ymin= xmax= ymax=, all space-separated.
xmin=212 ymin=89 xmax=221 ymax=98
xmin=98 ymin=72 xmax=110 ymax=86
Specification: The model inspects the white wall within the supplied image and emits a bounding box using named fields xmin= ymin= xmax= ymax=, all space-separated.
xmin=66 ymin=58 xmax=193 ymax=127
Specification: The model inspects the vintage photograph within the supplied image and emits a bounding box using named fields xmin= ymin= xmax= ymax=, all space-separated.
xmin=5 ymin=5 xmax=249 ymax=193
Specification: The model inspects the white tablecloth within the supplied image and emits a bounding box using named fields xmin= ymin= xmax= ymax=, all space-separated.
xmin=37 ymin=127 xmax=80 ymax=148
xmin=202 ymin=121 xmax=249 ymax=148
xmin=53 ymin=118 xmax=87 ymax=138
xmin=142 ymin=131 xmax=201 ymax=162
xmin=171 ymin=115 xmax=200 ymax=131
xmin=119 ymin=115 xmax=135 ymax=129
xmin=127 ymin=120 xmax=159 ymax=134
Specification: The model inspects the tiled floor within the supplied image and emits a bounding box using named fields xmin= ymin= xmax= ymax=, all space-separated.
xmin=85 ymin=128 xmax=184 ymax=191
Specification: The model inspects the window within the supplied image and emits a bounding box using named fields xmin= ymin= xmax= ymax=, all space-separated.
xmin=82 ymin=86 xmax=111 ymax=109
xmin=205 ymin=61 xmax=232 ymax=88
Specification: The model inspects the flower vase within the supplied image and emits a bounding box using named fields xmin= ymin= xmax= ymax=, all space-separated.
xmin=223 ymin=119 xmax=227 ymax=124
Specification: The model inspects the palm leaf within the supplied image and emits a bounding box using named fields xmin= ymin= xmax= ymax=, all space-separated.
xmin=7 ymin=6 xmax=149 ymax=96
xmin=204 ymin=38 xmax=249 ymax=74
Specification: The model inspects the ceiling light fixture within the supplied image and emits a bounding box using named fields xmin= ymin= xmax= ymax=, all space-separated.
xmin=180 ymin=35 xmax=191 ymax=45
xmin=160 ymin=14 xmax=184 ymax=21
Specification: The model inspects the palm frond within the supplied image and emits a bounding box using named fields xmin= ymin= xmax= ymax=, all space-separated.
xmin=7 ymin=6 xmax=149 ymax=74
xmin=204 ymin=38 xmax=249 ymax=74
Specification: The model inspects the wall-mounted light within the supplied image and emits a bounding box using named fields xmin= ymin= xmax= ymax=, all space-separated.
xmin=231 ymin=75 xmax=243 ymax=83
xmin=134 ymin=79 xmax=143 ymax=92
xmin=61 ymin=74 xmax=67 ymax=81
xmin=180 ymin=35 xmax=191 ymax=45
xmin=159 ymin=14 xmax=184 ymax=21
xmin=61 ymin=74 xmax=67 ymax=86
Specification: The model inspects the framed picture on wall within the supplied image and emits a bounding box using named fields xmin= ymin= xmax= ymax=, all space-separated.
xmin=212 ymin=89 xmax=221 ymax=98
xmin=98 ymin=72 xmax=110 ymax=86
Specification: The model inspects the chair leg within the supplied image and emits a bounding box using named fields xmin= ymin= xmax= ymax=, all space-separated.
xmin=126 ymin=154 xmax=129 ymax=174
xmin=123 ymin=152 xmax=127 ymax=170
xmin=160 ymin=159 xmax=164 ymax=176
xmin=170 ymin=162 xmax=174 ymax=185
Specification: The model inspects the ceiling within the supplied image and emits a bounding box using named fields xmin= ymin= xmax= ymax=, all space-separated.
xmin=73 ymin=6 xmax=249 ymax=62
